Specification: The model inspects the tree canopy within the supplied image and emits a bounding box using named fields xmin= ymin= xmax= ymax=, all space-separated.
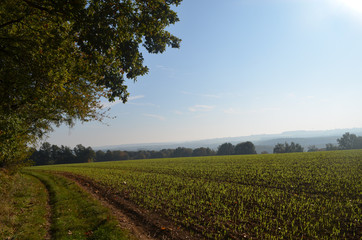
xmin=217 ymin=143 xmax=235 ymax=155
xmin=0 ymin=0 xmax=182 ymax=170
xmin=234 ymin=141 xmax=256 ymax=155
xmin=30 ymin=143 xmax=217 ymax=165
xmin=337 ymin=132 xmax=362 ymax=150
xmin=273 ymin=142 xmax=304 ymax=154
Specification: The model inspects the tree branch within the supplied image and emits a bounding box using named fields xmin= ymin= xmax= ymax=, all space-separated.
xmin=22 ymin=0 xmax=52 ymax=14
xmin=0 ymin=16 xmax=27 ymax=29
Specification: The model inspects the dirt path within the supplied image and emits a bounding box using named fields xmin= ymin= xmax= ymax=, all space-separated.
xmin=24 ymin=173 xmax=53 ymax=240
xmin=59 ymin=172 xmax=202 ymax=240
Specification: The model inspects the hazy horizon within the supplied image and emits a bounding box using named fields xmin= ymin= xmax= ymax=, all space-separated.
xmin=48 ymin=0 xmax=362 ymax=147
xmin=50 ymin=127 xmax=362 ymax=149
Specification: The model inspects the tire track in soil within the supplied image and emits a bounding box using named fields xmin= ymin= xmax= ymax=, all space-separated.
xmin=58 ymin=172 xmax=203 ymax=240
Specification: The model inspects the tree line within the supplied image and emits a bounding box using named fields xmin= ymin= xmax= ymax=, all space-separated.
xmin=30 ymin=141 xmax=257 ymax=165
xmin=29 ymin=132 xmax=362 ymax=165
xmin=273 ymin=132 xmax=362 ymax=153
xmin=308 ymin=132 xmax=362 ymax=152
xmin=273 ymin=142 xmax=304 ymax=153
xmin=30 ymin=144 xmax=217 ymax=165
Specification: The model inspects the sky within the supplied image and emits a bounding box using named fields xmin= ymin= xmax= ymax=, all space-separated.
xmin=48 ymin=0 xmax=362 ymax=147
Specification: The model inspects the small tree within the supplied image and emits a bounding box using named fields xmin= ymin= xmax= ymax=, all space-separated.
xmin=192 ymin=147 xmax=214 ymax=156
xmin=74 ymin=145 xmax=95 ymax=163
xmin=307 ymin=145 xmax=319 ymax=152
xmin=234 ymin=141 xmax=257 ymax=155
xmin=326 ymin=143 xmax=339 ymax=151
xmin=337 ymin=132 xmax=357 ymax=150
xmin=112 ymin=150 xmax=129 ymax=161
xmin=217 ymin=143 xmax=235 ymax=155
xmin=173 ymin=147 xmax=193 ymax=157
xmin=354 ymin=137 xmax=362 ymax=149
xmin=56 ymin=146 xmax=75 ymax=164
xmin=273 ymin=143 xmax=285 ymax=154
xmin=273 ymin=142 xmax=304 ymax=153
xmin=96 ymin=150 xmax=106 ymax=162
xmin=104 ymin=150 xmax=113 ymax=162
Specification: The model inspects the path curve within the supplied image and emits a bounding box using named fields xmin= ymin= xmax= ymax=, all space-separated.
xmin=59 ymin=172 xmax=202 ymax=240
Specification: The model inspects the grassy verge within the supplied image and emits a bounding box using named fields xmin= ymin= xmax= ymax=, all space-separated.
xmin=0 ymin=170 xmax=49 ymax=240
xmin=25 ymin=170 xmax=131 ymax=240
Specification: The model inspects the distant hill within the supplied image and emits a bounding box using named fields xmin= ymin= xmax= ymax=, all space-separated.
xmin=93 ymin=128 xmax=362 ymax=153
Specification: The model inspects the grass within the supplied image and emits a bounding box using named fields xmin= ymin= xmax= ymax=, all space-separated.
xmin=25 ymin=170 xmax=131 ymax=240
xmin=1 ymin=169 xmax=132 ymax=240
xmin=0 ymin=171 xmax=49 ymax=240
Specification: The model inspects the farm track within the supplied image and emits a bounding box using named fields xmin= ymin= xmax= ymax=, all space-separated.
xmin=41 ymin=177 xmax=52 ymax=240
xmin=25 ymin=173 xmax=53 ymax=240
xmin=58 ymin=171 xmax=202 ymax=240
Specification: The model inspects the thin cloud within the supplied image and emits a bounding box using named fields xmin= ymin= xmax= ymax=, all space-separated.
xmin=201 ymin=94 xmax=221 ymax=98
xmin=156 ymin=65 xmax=176 ymax=78
xmin=251 ymin=108 xmax=281 ymax=114
xmin=101 ymin=95 xmax=145 ymax=108
xmin=129 ymin=95 xmax=145 ymax=101
xmin=287 ymin=93 xmax=296 ymax=98
xmin=181 ymin=91 xmax=220 ymax=99
xmin=143 ymin=113 xmax=165 ymax=121
xmin=224 ymin=107 xmax=240 ymax=115
xmin=128 ymin=102 xmax=160 ymax=108
xmin=156 ymin=65 xmax=174 ymax=71
xmin=189 ymin=105 xmax=215 ymax=112
xmin=101 ymin=99 xmax=122 ymax=109
xmin=261 ymin=107 xmax=280 ymax=112
xmin=173 ymin=110 xmax=184 ymax=115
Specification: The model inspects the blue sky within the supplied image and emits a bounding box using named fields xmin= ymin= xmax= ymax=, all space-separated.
xmin=48 ymin=0 xmax=362 ymax=147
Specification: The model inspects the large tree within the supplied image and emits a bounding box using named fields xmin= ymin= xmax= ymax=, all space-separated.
xmin=217 ymin=143 xmax=235 ymax=156
xmin=0 ymin=0 xmax=182 ymax=169
xmin=234 ymin=141 xmax=256 ymax=155
xmin=337 ymin=132 xmax=362 ymax=150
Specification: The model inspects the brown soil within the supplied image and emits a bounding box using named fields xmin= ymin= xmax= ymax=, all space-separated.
xmin=58 ymin=172 xmax=203 ymax=240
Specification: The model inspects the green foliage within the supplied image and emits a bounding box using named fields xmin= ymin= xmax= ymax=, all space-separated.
xmin=0 ymin=0 xmax=182 ymax=170
xmin=173 ymin=147 xmax=193 ymax=157
xmin=326 ymin=143 xmax=339 ymax=151
xmin=74 ymin=144 xmax=95 ymax=163
xmin=307 ymin=145 xmax=319 ymax=152
xmin=337 ymin=132 xmax=362 ymax=150
xmin=30 ymin=143 xmax=217 ymax=165
xmin=217 ymin=141 xmax=257 ymax=155
xmin=217 ymin=142 xmax=235 ymax=155
xmin=234 ymin=141 xmax=257 ymax=155
xmin=273 ymin=141 xmax=304 ymax=153
xmin=192 ymin=147 xmax=215 ymax=156
xmin=31 ymin=142 xmax=95 ymax=165
xmin=32 ymin=150 xmax=362 ymax=239
xmin=0 ymin=116 xmax=34 ymax=171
